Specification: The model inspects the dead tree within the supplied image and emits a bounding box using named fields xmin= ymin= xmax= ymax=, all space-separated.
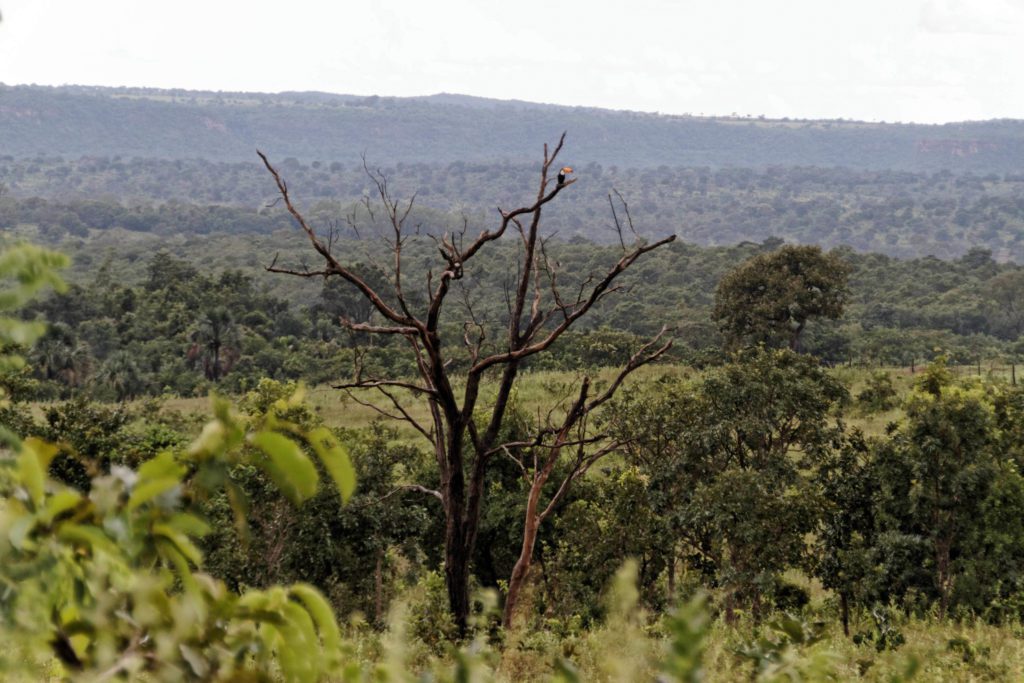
xmin=500 ymin=328 xmax=670 ymax=628
xmin=258 ymin=135 xmax=675 ymax=634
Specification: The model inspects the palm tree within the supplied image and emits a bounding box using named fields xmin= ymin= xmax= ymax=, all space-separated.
xmin=96 ymin=350 xmax=144 ymax=401
xmin=32 ymin=323 xmax=93 ymax=389
xmin=188 ymin=307 xmax=240 ymax=381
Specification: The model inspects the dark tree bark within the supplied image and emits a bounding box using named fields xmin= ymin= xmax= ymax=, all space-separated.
xmin=374 ymin=549 xmax=384 ymax=627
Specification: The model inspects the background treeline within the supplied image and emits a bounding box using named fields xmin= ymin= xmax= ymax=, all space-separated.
xmin=4 ymin=84 xmax=1024 ymax=171
xmin=12 ymin=235 xmax=1024 ymax=401
xmin=4 ymin=158 xmax=1024 ymax=259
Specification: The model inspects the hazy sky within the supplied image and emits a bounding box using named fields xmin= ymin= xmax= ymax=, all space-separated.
xmin=1 ymin=0 xmax=1022 ymax=123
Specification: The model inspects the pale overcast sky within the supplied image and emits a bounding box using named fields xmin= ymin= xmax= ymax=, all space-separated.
xmin=1 ymin=0 xmax=1022 ymax=123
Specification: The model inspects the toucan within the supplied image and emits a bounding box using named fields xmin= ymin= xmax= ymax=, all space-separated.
xmin=558 ymin=166 xmax=573 ymax=185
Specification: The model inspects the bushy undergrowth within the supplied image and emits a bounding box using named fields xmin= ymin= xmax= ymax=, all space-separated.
xmin=316 ymin=561 xmax=1024 ymax=682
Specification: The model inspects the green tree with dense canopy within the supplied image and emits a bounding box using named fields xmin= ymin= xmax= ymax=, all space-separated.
xmin=614 ymin=348 xmax=847 ymax=620
xmin=713 ymin=245 xmax=852 ymax=351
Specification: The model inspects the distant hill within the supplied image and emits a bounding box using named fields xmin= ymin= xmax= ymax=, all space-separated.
xmin=3 ymin=84 xmax=1024 ymax=171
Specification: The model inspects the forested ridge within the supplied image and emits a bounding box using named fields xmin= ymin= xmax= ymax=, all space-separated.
xmin=4 ymin=83 xmax=1024 ymax=170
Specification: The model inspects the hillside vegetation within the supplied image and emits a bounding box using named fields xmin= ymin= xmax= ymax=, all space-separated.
xmin=3 ymin=84 xmax=1024 ymax=171
xmin=4 ymin=155 xmax=1024 ymax=260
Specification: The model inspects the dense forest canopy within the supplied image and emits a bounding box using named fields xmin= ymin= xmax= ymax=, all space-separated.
xmin=8 ymin=233 xmax=1024 ymax=402
xmin=3 ymin=155 xmax=1024 ymax=260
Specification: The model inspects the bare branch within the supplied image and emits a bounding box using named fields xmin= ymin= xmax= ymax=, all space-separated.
xmin=611 ymin=188 xmax=639 ymax=241
xmin=499 ymin=444 xmax=530 ymax=479
xmin=403 ymin=483 xmax=443 ymax=501
xmin=333 ymin=378 xmax=435 ymax=395
xmin=609 ymin=193 xmax=627 ymax=251
xmin=266 ymin=263 xmax=331 ymax=278
xmin=342 ymin=388 xmax=432 ymax=445
xmin=488 ymin=434 xmax=606 ymax=457
xmin=258 ymin=150 xmax=417 ymax=328
xmin=351 ymin=484 xmax=443 ymax=509
xmin=539 ymin=440 xmax=621 ymax=521
xmin=585 ymin=326 xmax=673 ymax=414
xmin=376 ymin=385 xmax=434 ymax=442
xmin=470 ymin=235 xmax=677 ymax=374
xmin=424 ymin=133 xmax=575 ymax=328
xmin=339 ymin=318 xmax=420 ymax=336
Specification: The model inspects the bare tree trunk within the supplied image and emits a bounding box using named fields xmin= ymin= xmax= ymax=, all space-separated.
xmin=724 ymin=590 xmax=737 ymax=625
xmin=752 ymin=588 xmax=763 ymax=622
xmin=667 ymin=544 xmax=677 ymax=603
xmin=503 ymin=475 xmax=547 ymax=628
xmin=789 ymin=321 xmax=805 ymax=352
xmin=443 ymin=429 xmax=473 ymax=635
xmin=445 ymin=537 xmax=472 ymax=635
xmin=936 ymin=536 xmax=952 ymax=619
xmin=374 ymin=549 xmax=384 ymax=627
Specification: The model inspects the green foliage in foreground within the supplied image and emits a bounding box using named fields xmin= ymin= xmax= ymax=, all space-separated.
xmin=1 ymin=387 xmax=719 ymax=681
xmin=7 ymin=359 xmax=1024 ymax=681
xmin=0 ymin=386 xmax=358 ymax=680
xmin=0 ymin=243 xmax=68 ymax=437
xmin=0 ymin=243 xmax=358 ymax=680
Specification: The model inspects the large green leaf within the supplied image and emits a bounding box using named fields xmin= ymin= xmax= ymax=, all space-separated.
xmin=155 ymin=538 xmax=200 ymax=597
xmin=138 ymin=449 xmax=186 ymax=480
xmin=58 ymin=523 xmax=119 ymax=556
xmin=166 ymin=512 xmax=211 ymax=538
xmin=252 ymin=431 xmax=319 ymax=504
xmin=307 ymin=427 xmax=356 ymax=503
xmin=280 ymin=601 xmax=320 ymax=683
xmin=290 ymin=583 xmax=342 ymax=655
xmin=153 ymin=523 xmax=204 ymax=567
xmin=7 ymin=515 xmax=36 ymax=551
xmin=39 ymin=489 xmax=82 ymax=524
xmin=18 ymin=438 xmax=60 ymax=508
xmin=127 ymin=477 xmax=181 ymax=510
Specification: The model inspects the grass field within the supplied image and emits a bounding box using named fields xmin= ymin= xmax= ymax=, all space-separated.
xmin=158 ymin=364 xmax=692 ymax=440
xmin=151 ymin=361 xmax=1020 ymax=440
